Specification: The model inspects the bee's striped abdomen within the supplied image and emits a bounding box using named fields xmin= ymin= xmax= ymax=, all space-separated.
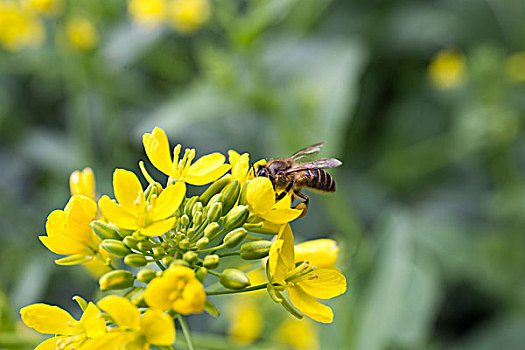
xmin=305 ymin=169 xmax=336 ymax=192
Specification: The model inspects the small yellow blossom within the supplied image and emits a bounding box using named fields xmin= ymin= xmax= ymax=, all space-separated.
xmin=70 ymin=167 xmax=96 ymax=200
xmin=21 ymin=299 xmax=106 ymax=349
xmin=40 ymin=195 xmax=103 ymax=265
xmin=245 ymin=177 xmax=302 ymax=224
xmin=89 ymin=295 xmax=175 ymax=349
xmin=27 ymin=0 xmax=62 ymax=16
xmin=66 ymin=16 xmax=98 ymax=50
xmin=0 ymin=1 xmax=44 ymax=51
xmin=505 ymin=51 xmax=525 ymax=82
xmin=168 ymin=0 xmax=210 ymax=33
xmin=268 ymin=225 xmax=347 ymax=323
xmin=295 ymin=239 xmax=339 ymax=269
xmin=277 ymin=318 xmax=319 ymax=350
xmin=228 ymin=299 xmax=263 ymax=345
xmin=144 ymin=265 xmax=206 ymax=315
xmin=143 ymin=127 xmax=231 ymax=187
xmin=428 ymin=49 xmax=466 ymax=89
xmin=128 ymin=0 xmax=166 ymax=28
xmin=99 ymin=168 xmax=185 ymax=237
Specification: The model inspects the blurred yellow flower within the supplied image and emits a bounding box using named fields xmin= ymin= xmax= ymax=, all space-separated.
xmin=21 ymin=300 xmax=106 ymax=349
xmin=90 ymin=295 xmax=175 ymax=349
xmin=27 ymin=0 xmax=61 ymax=16
xmin=128 ymin=0 xmax=166 ymax=28
xmin=228 ymin=299 xmax=263 ymax=344
xmin=168 ymin=0 xmax=210 ymax=33
xmin=0 ymin=1 xmax=44 ymax=51
xmin=143 ymin=127 xmax=231 ymax=187
xmin=277 ymin=318 xmax=319 ymax=350
xmin=505 ymin=51 xmax=525 ymax=82
xmin=428 ymin=49 xmax=466 ymax=89
xmin=245 ymin=177 xmax=302 ymax=224
xmin=99 ymin=168 xmax=185 ymax=236
xmin=144 ymin=265 xmax=206 ymax=315
xmin=269 ymin=225 xmax=346 ymax=323
xmin=66 ymin=16 xmax=98 ymax=50
xmin=70 ymin=167 xmax=96 ymax=200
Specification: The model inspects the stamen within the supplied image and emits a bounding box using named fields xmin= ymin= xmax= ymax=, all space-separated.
xmin=181 ymin=149 xmax=196 ymax=178
xmin=139 ymin=161 xmax=155 ymax=184
xmin=172 ymin=144 xmax=182 ymax=175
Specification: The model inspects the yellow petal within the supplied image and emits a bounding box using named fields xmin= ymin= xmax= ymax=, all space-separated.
xmin=98 ymin=196 xmax=138 ymax=230
xmin=65 ymin=195 xmax=97 ymax=244
xmin=269 ymin=224 xmax=295 ymax=284
xmin=39 ymin=235 xmax=87 ymax=255
xmin=113 ymin=169 xmax=144 ymax=213
xmin=261 ymin=207 xmax=302 ymax=224
xmin=185 ymin=164 xmax=231 ymax=186
xmin=83 ymin=332 xmax=126 ymax=350
xmin=35 ymin=336 xmax=68 ymax=350
xmin=141 ymin=217 xmax=176 ymax=236
xmin=80 ymin=302 xmax=106 ymax=338
xmin=228 ymin=150 xmax=241 ymax=166
xmin=97 ymin=296 xmax=140 ymax=330
xmin=188 ymin=153 xmax=226 ymax=176
xmin=141 ymin=309 xmax=176 ymax=345
xmin=143 ymin=127 xmax=174 ymax=176
xmin=246 ymin=177 xmax=274 ymax=214
xmin=151 ymin=182 xmax=186 ymax=221
xmin=298 ymin=268 xmax=347 ymax=299
xmin=45 ymin=210 xmax=66 ymax=238
xmin=269 ymin=240 xmax=286 ymax=285
xmin=295 ymin=239 xmax=339 ymax=268
xmin=70 ymin=168 xmax=96 ymax=199
xmin=20 ymin=304 xmax=78 ymax=335
xmin=173 ymin=279 xmax=206 ymax=315
xmin=288 ymin=286 xmax=334 ymax=323
xmin=55 ymin=254 xmax=93 ymax=266
xmin=144 ymin=277 xmax=174 ymax=311
xmin=231 ymin=152 xmax=250 ymax=184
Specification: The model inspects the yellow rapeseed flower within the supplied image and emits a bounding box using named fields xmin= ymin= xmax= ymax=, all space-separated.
xmin=66 ymin=16 xmax=98 ymax=50
xmin=505 ymin=51 xmax=525 ymax=82
xmin=21 ymin=299 xmax=106 ymax=349
xmin=268 ymin=225 xmax=346 ymax=323
xmin=144 ymin=265 xmax=206 ymax=315
xmin=40 ymin=195 xmax=103 ymax=265
xmin=428 ymin=49 xmax=466 ymax=89
xmin=143 ymin=127 xmax=231 ymax=187
xmin=88 ymin=296 xmax=175 ymax=349
xmin=128 ymin=0 xmax=166 ymax=28
xmin=27 ymin=0 xmax=62 ymax=16
xmin=228 ymin=150 xmax=266 ymax=185
xmin=0 ymin=1 xmax=44 ymax=51
xmin=245 ymin=177 xmax=302 ymax=224
xmin=277 ymin=318 xmax=319 ymax=350
xmin=228 ymin=299 xmax=263 ymax=345
xmin=99 ymin=169 xmax=185 ymax=237
xmin=70 ymin=167 xmax=96 ymax=200
xmin=168 ymin=0 xmax=210 ymax=33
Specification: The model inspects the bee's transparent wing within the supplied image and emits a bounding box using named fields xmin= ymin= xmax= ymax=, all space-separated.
xmin=290 ymin=142 xmax=325 ymax=160
xmin=284 ymin=158 xmax=342 ymax=174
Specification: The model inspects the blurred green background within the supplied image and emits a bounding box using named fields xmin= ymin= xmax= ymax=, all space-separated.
xmin=1 ymin=0 xmax=525 ymax=349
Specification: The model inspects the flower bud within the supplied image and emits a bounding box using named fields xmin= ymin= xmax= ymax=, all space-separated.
xmin=221 ymin=180 xmax=241 ymax=215
xmin=183 ymin=251 xmax=198 ymax=264
xmin=219 ymin=269 xmax=251 ymax=290
xmin=153 ymin=246 xmax=165 ymax=258
xmin=240 ymin=240 xmax=272 ymax=260
xmin=123 ymin=236 xmax=139 ymax=250
xmin=193 ymin=212 xmax=203 ymax=226
xmin=192 ymin=201 xmax=204 ymax=217
xmin=238 ymin=181 xmax=249 ymax=205
xmin=207 ymin=193 xmax=223 ymax=209
xmin=161 ymin=256 xmax=173 ymax=266
xmin=206 ymin=202 xmax=223 ymax=223
xmin=244 ymin=221 xmax=281 ymax=235
xmin=222 ymin=228 xmax=247 ymax=249
xmin=99 ymin=270 xmax=134 ymax=291
xmin=137 ymin=240 xmax=155 ymax=251
xmin=196 ymin=237 xmax=209 ymax=249
xmin=91 ymin=221 xmax=121 ymax=240
xmin=184 ymin=196 xmax=199 ymax=216
xmin=118 ymin=228 xmax=135 ymax=238
xmin=223 ymin=205 xmax=249 ymax=231
xmin=179 ymin=238 xmax=190 ymax=250
xmin=204 ymin=222 xmax=221 ymax=240
xmin=124 ymin=254 xmax=148 ymax=267
xmin=170 ymin=259 xmax=190 ymax=267
xmin=200 ymin=175 xmax=231 ymax=205
xmin=203 ymin=254 xmax=219 ymax=269
xmin=196 ymin=267 xmax=207 ymax=282
xmin=101 ymin=239 xmax=132 ymax=257
xmin=181 ymin=214 xmax=190 ymax=227
xmin=137 ymin=269 xmax=156 ymax=283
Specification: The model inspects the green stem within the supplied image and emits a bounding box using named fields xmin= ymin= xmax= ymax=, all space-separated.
xmin=207 ymin=270 xmax=221 ymax=278
xmin=177 ymin=315 xmax=195 ymax=350
xmin=155 ymin=261 xmax=166 ymax=271
xmin=206 ymin=283 xmax=268 ymax=295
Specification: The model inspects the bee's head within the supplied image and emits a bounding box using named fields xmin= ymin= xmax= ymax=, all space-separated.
xmin=255 ymin=164 xmax=274 ymax=182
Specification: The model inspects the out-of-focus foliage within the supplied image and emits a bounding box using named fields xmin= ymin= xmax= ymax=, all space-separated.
xmin=1 ymin=0 xmax=525 ymax=349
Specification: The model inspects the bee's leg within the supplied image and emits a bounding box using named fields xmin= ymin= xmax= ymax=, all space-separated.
xmin=293 ymin=191 xmax=309 ymax=218
xmin=276 ymin=180 xmax=294 ymax=201
xmin=293 ymin=191 xmax=309 ymax=206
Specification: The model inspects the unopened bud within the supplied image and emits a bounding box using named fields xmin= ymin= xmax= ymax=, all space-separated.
xmin=101 ymin=239 xmax=132 ymax=257
xmin=222 ymin=228 xmax=247 ymax=248
xmin=238 ymin=181 xmax=249 ymax=205
xmin=204 ymin=222 xmax=221 ymax=240
xmin=124 ymin=254 xmax=148 ymax=267
xmin=137 ymin=240 xmax=154 ymax=251
xmin=192 ymin=202 xmax=204 ymax=217
xmin=203 ymin=254 xmax=219 ymax=269
xmin=117 ymin=228 xmax=135 ymax=238
xmin=161 ymin=256 xmax=173 ymax=266
xmin=244 ymin=221 xmax=281 ymax=235
xmin=223 ymin=205 xmax=249 ymax=231
xmin=183 ymin=251 xmax=198 ymax=264
xmin=181 ymin=214 xmax=190 ymax=227
xmin=240 ymin=240 xmax=272 ymax=260
xmin=193 ymin=212 xmax=203 ymax=226
xmin=91 ymin=221 xmax=120 ymax=240
xmin=99 ymin=270 xmax=134 ymax=291
xmin=207 ymin=193 xmax=223 ymax=209
xmin=200 ymin=175 xmax=231 ymax=205
xmin=206 ymin=202 xmax=223 ymax=223
xmin=221 ymin=180 xmax=241 ymax=215
xmin=123 ymin=236 xmax=139 ymax=250
xmin=170 ymin=259 xmax=190 ymax=267
xmin=127 ymin=287 xmax=146 ymax=308
xmin=219 ymin=269 xmax=251 ymax=290
xmin=196 ymin=267 xmax=207 ymax=282
xmin=196 ymin=237 xmax=209 ymax=249
xmin=137 ymin=269 xmax=156 ymax=283
xmin=152 ymin=246 xmax=165 ymax=258
xmin=179 ymin=238 xmax=190 ymax=250
xmin=184 ymin=196 xmax=199 ymax=216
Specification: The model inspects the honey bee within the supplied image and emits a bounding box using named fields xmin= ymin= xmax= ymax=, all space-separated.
xmin=255 ymin=142 xmax=342 ymax=208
